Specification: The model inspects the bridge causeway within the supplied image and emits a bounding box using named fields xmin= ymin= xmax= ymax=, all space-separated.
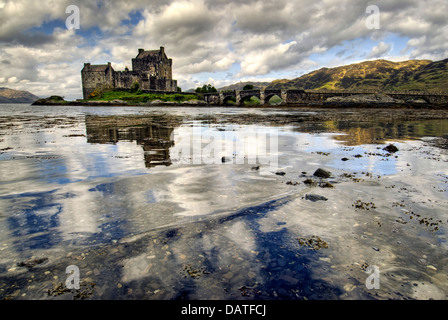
xmin=202 ymin=90 xmax=448 ymax=106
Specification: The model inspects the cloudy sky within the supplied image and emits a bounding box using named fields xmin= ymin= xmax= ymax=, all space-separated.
xmin=0 ymin=0 xmax=447 ymax=99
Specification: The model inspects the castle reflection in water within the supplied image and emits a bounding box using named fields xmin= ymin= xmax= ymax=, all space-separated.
xmin=85 ymin=115 xmax=176 ymax=168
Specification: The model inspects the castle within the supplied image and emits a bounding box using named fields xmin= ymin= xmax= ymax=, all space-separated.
xmin=81 ymin=47 xmax=178 ymax=99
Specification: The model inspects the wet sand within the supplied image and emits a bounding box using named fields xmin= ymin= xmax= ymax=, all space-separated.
xmin=0 ymin=105 xmax=447 ymax=300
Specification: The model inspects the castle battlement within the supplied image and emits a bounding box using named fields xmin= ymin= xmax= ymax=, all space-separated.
xmin=81 ymin=47 xmax=177 ymax=99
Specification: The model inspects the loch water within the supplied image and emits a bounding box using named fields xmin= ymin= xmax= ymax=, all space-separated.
xmin=0 ymin=104 xmax=447 ymax=300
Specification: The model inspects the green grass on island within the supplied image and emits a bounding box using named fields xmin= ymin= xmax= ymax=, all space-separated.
xmin=86 ymin=90 xmax=199 ymax=103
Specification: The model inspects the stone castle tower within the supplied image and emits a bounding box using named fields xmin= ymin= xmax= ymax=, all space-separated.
xmin=81 ymin=47 xmax=177 ymax=99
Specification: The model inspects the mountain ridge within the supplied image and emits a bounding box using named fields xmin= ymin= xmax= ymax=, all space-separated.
xmin=218 ymin=81 xmax=270 ymax=91
xmin=265 ymin=58 xmax=448 ymax=92
xmin=0 ymin=87 xmax=40 ymax=103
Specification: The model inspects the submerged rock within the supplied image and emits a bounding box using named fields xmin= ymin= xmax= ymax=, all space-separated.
xmin=17 ymin=257 xmax=48 ymax=268
xmin=305 ymin=194 xmax=328 ymax=202
xmin=303 ymin=178 xmax=317 ymax=186
xmin=313 ymin=168 xmax=332 ymax=178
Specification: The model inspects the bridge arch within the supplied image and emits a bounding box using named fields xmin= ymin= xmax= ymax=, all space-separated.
xmin=240 ymin=95 xmax=261 ymax=105
xmin=222 ymin=95 xmax=237 ymax=105
xmin=264 ymin=89 xmax=284 ymax=105
xmin=238 ymin=90 xmax=261 ymax=106
xmin=266 ymin=94 xmax=283 ymax=105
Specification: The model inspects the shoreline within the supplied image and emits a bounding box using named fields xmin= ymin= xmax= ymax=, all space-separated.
xmin=31 ymin=100 xmax=448 ymax=109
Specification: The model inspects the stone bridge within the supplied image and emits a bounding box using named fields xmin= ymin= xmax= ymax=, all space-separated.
xmin=203 ymin=90 xmax=448 ymax=106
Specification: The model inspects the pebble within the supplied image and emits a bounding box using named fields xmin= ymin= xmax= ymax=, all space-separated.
xmin=344 ymin=283 xmax=356 ymax=292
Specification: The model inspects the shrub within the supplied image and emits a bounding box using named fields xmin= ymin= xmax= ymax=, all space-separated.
xmin=130 ymin=81 xmax=140 ymax=93
xmin=49 ymin=95 xmax=65 ymax=101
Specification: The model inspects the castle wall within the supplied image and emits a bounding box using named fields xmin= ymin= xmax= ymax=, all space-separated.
xmin=149 ymin=77 xmax=177 ymax=91
xmin=113 ymin=72 xmax=176 ymax=91
xmin=114 ymin=71 xmax=147 ymax=90
xmin=132 ymin=56 xmax=157 ymax=74
xmin=81 ymin=64 xmax=114 ymax=99
xmin=132 ymin=56 xmax=172 ymax=78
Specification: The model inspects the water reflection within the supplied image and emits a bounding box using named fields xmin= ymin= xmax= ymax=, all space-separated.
xmin=0 ymin=106 xmax=448 ymax=300
xmin=1 ymin=112 xmax=447 ymax=253
xmin=322 ymin=119 xmax=448 ymax=145
xmin=85 ymin=115 xmax=177 ymax=168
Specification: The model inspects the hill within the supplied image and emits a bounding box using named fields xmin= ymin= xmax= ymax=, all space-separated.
xmin=218 ymin=81 xmax=270 ymax=91
xmin=0 ymin=87 xmax=40 ymax=103
xmin=266 ymin=59 xmax=448 ymax=92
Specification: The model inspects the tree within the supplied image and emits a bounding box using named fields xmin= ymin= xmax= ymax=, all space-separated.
xmin=243 ymin=84 xmax=254 ymax=90
xmin=195 ymin=84 xmax=217 ymax=93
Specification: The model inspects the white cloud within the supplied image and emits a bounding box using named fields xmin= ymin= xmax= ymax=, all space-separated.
xmin=238 ymin=41 xmax=299 ymax=76
xmin=0 ymin=0 xmax=447 ymax=99
xmin=367 ymin=41 xmax=392 ymax=59
xmin=7 ymin=76 xmax=18 ymax=83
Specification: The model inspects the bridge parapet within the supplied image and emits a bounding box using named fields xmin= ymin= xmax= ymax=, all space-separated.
xmin=202 ymin=89 xmax=448 ymax=106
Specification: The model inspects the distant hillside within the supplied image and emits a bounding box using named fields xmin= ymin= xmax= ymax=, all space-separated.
xmin=0 ymin=87 xmax=40 ymax=103
xmin=218 ymin=81 xmax=270 ymax=91
xmin=266 ymin=59 xmax=448 ymax=92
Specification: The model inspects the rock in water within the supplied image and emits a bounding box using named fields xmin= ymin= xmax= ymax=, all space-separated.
xmin=17 ymin=257 xmax=48 ymax=268
xmin=305 ymin=194 xmax=328 ymax=202
xmin=383 ymin=144 xmax=399 ymax=153
xmin=313 ymin=168 xmax=331 ymax=178
xmin=221 ymin=156 xmax=231 ymax=163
